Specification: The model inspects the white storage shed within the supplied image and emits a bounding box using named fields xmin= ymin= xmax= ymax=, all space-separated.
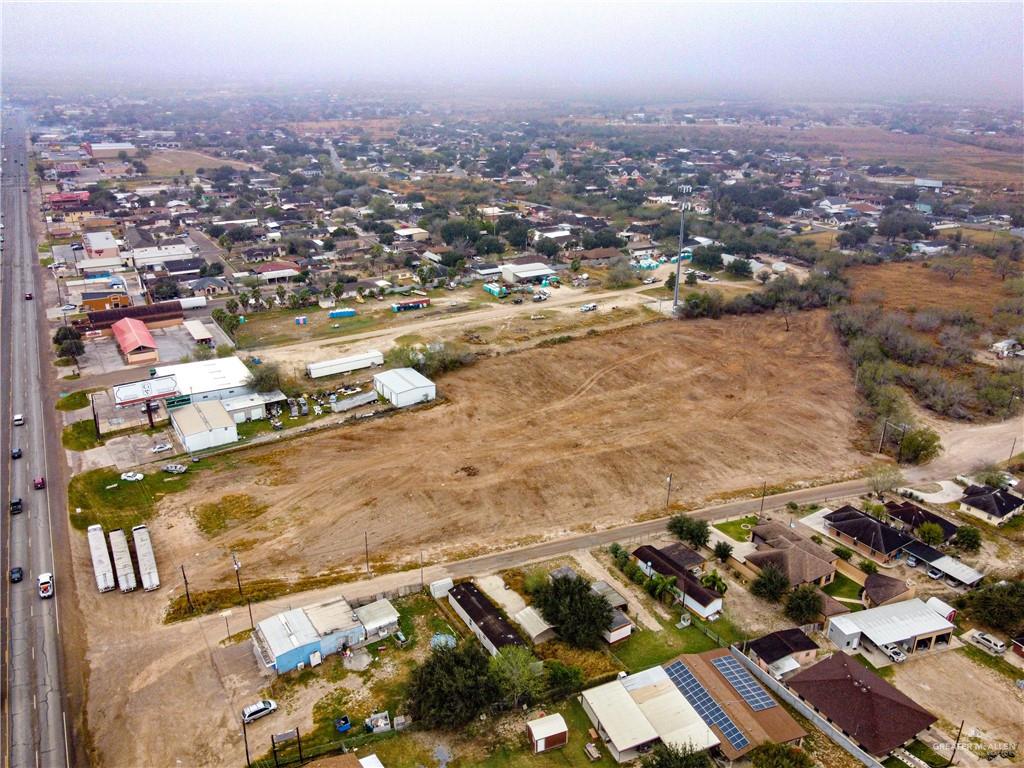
xmin=171 ymin=400 xmax=238 ymax=453
xmin=373 ymin=368 xmax=436 ymax=408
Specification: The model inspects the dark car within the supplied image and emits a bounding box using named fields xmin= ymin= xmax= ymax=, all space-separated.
xmin=11 ymin=448 xmax=22 ymax=459
xmin=24 ymin=292 xmax=32 ymax=300
xmin=10 ymin=497 xmax=22 ymax=514
xmin=10 ymin=567 xmax=23 ymax=583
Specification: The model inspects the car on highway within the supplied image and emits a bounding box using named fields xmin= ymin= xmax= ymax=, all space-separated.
xmin=37 ymin=573 xmax=54 ymax=599
xmin=163 ymin=464 xmax=188 ymax=474
xmin=241 ymin=699 xmax=278 ymax=724
xmin=10 ymin=497 xmax=23 ymax=514
xmin=33 ymin=476 xmax=46 ymax=490
xmin=10 ymin=567 xmax=24 ymax=583
xmin=13 ymin=413 xmax=24 ymax=426
xmin=151 ymin=443 xmax=172 ymax=454
xmin=11 ymin=447 xmax=22 ymax=459
xmin=120 ymin=472 xmax=145 ymax=482
xmin=24 ymin=292 xmax=33 ymax=300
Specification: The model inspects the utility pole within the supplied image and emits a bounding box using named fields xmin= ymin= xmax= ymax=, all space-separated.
xmin=181 ymin=564 xmax=193 ymax=612
xmin=241 ymin=719 xmax=251 ymax=768
xmin=946 ymin=719 xmax=964 ymax=767
xmin=1010 ymin=437 xmax=1017 ymax=463
xmin=232 ymin=552 xmax=243 ymax=596
xmin=877 ymin=420 xmax=889 ymax=454
xmin=674 ymin=201 xmax=685 ymax=309
xmin=364 ymin=531 xmax=370 ymax=575
xmin=759 ymin=480 xmax=768 ymax=514
xmin=665 ymin=473 xmax=673 ymax=509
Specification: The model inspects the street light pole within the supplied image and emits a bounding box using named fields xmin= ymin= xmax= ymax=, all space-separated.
xmin=674 ymin=201 xmax=685 ymax=309
xmin=232 ymin=552 xmax=243 ymax=596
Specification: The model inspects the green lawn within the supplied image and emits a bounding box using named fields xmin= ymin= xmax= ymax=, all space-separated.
xmin=55 ymin=389 xmax=96 ymax=411
xmin=852 ymin=653 xmax=894 ymax=680
xmin=61 ymin=420 xmax=104 ymax=451
xmin=68 ymin=466 xmax=192 ymax=530
xmin=610 ymin=621 xmax=719 ymax=671
xmin=713 ymin=515 xmax=759 ymax=542
xmin=957 ymin=644 xmax=1023 ymax=683
xmin=822 ymin=573 xmax=863 ymax=602
xmin=905 ymin=738 xmax=948 ymax=768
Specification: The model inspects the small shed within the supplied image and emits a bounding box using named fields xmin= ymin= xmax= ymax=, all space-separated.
xmin=355 ymin=599 xmax=400 ymax=639
xmin=527 ymin=713 xmax=568 ymax=753
xmin=170 ymin=400 xmax=238 ymax=453
xmin=373 ymin=368 xmax=436 ymax=408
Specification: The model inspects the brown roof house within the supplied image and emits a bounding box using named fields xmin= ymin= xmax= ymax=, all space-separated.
xmin=747 ymin=522 xmax=837 ymax=587
xmin=632 ymin=545 xmax=722 ymax=620
xmin=863 ymin=572 xmax=914 ymax=608
xmin=746 ymin=628 xmax=819 ymax=679
xmin=788 ymin=652 xmax=937 ymax=757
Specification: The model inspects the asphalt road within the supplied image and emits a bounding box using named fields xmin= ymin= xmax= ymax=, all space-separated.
xmin=1 ymin=113 xmax=72 ymax=768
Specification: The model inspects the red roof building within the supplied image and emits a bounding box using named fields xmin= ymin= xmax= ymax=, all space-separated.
xmin=47 ymin=191 xmax=91 ymax=210
xmin=111 ymin=317 xmax=159 ymax=365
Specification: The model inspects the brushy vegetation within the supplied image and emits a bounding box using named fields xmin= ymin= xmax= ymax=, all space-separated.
xmin=385 ymin=340 xmax=475 ymax=377
xmin=193 ymin=493 xmax=269 ymax=536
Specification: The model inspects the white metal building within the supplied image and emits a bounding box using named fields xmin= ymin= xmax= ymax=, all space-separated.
xmin=826 ymin=598 xmax=954 ymax=655
xmin=355 ymin=599 xmax=400 ymax=639
xmin=373 ymin=368 xmax=436 ymax=408
xmin=500 ymin=262 xmax=555 ymax=284
xmin=171 ymin=401 xmax=238 ymax=453
xmin=154 ymin=356 xmax=253 ymax=406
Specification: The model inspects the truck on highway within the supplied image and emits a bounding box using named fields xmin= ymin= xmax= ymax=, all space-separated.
xmin=306 ymin=350 xmax=384 ymax=379
xmin=87 ymin=524 xmax=116 ymax=593
xmin=109 ymin=529 xmax=137 ymax=592
xmin=132 ymin=525 xmax=160 ymax=591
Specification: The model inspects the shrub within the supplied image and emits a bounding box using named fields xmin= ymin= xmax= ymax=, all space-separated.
xmin=784 ymin=584 xmax=823 ymax=625
xmin=900 ymin=427 xmax=942 ymax=464
xmin=713 ymin=541 xmax=733 ymax=563
xmin=533 ymin=575 xmax=612 ymax=649
xmin=858 ymin=559 xmax=879 ymax=575
xmin=953 ymin=525 xmax=982 ymax=552
xmin=751 ymin=564 xmax=790 ymax=602
xmin=832 ymin=546 xmax=853 ymax=561
xmin=522 ymin=568 xmax=549 ymax=595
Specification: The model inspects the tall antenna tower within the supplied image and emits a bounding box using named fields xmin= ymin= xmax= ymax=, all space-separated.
xmin=673 ymin=198 xmax=685 ymax=309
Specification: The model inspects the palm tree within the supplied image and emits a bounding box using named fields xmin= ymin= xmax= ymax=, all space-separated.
xmin=700 ymin=569 xmax=727 ymax=595
xmin=647 ymin=573 xmax=676 ymax=604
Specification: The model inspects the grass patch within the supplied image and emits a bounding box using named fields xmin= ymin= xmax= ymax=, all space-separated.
xmin=852 ymin=653 xmax=894 ymax=679
xmin=193 ymin=493 xmax=268 ymax=536
xmin=957 ymin=644 xmax=1023 ymax=683
xmin=822 ymin=573 xmax=863 ymax=601
xmin=713 ymin=515 xmax=759 ymax=542
xmin=54 ymin=357 xmax=76 ymax=367
xmin=610 ymin=621 xmax=718 ymax=671
xmin=220 ymin=627 xmax=253 ymax=647
xmin=61 ymin=372 xmax=81 ymax=381
xmin=905 ymin=738 xmax=948 ymax=768
xmin=55 ymin=389 xmax=95 ymax=411
xmin=534 ymin=641 xmax=622 ymax=679
xmin=61 ymin=420 xmax=104 ymax=451
xmin=39 ymin=256 xmax=54 ymax=268
xmin=68 ymin=467 xmax=192 ymax=530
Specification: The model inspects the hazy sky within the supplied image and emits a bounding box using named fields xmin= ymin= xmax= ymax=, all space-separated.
xmin=2 ymin=1 xmax=1022 ymax=104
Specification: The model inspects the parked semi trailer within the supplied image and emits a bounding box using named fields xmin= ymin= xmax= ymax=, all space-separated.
xmin=391 ymin=298 xmax=430 ymax=313
xmin=87 ymin=524 xmax=116 ymax=593
xmin=132 ymin=524 xmax=161 ymax=591
xmin=109 ymin=529 xmax=137 ymax=592
xmin=306 ymin=349 xmax=384 ymax=379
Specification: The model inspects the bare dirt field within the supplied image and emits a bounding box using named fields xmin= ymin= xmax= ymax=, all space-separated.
xmin=846 ymin=256 xmax=1015 ymax=322
xmin=287 ymin=118 xmax=402 ymax=140
xmin=153 ymin=311 xmax=865 ymax=592
xmin=145 ymin=148 xmax=256 ymax=177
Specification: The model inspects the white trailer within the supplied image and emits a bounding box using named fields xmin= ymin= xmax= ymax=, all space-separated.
xmin=109 ymin=529 xmax=137 ymax=593
xmin=179 ymin=296 xmax=208 ymax=309
xmin=306 ymin=349 xmax=384 ymax=379
xmin=87 ymin=524 xmax=116 ymax=593
xmin=132 ymin=524 xmax=161 ymax=591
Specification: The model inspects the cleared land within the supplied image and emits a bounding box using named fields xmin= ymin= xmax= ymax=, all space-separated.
xmin=145 ymin=148 xmax=255 ymax=177
xmin=153 ymin=311 xmax=864 ymax=592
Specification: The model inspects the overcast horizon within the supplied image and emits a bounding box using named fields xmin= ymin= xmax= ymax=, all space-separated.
xmin=2 ymin=1 xmax=1022 ymax=106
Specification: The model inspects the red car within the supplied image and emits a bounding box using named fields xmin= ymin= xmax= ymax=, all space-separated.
xmin=33 ymin=476 xmax=45 ymax=490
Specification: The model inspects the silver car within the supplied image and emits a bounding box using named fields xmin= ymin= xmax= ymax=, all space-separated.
xmin=241 ymin=699 xmax=278 ymax=724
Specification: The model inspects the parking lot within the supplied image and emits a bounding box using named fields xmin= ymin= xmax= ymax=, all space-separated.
xmin=103 ymin=429 xmax=179 ymax=470
xmin=76 ymin=324 xmax=200 ymax=376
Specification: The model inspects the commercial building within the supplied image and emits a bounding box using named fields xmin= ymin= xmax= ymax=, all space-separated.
xmin=81 ymin=290 xmax=132 ymax=312
xmin=447 ymin=582 xmax=523 ymax=657
xmin=84 ymin=141 xmax=137 ymax=159
xmin=373 ymin=368 xmax=436 ymax=408
xmin=84 ymin=231 xmax=120 ymax=260
xmin=220 ymin=391 xmax=287 ymax=424
xmin=500 ymin=262 xmax=556 ymax=284
xmin=170 ymin=401 xmax=238 ymax=453
xmin=153 ymin=356 xmax=253 ymax=408
xmin=788 ymin=653 xmax=936 ymax=757
xmin=825 ymin=598 xmax=954 ymax=656
xmin=111 ymin=317 xmax=159 ymax=365
xmin=580 ymin=666 xmax=719 ymax=763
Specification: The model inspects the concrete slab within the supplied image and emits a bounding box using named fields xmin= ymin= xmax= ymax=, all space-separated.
xmin=476 ymin=574 xmax=526 ymax=616
xmin=899 ymin=481 xmax=963 ymax=504
xmin=342 ymin=648 xmax=372 ymax=672
xmin=104 ymin=429 xmax=178 ymax=470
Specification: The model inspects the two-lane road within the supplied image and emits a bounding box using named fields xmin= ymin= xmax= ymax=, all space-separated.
xmin=1 ymin=113 xmax=71 ymax=768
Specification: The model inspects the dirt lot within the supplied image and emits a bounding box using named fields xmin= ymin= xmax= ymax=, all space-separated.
xmin=889 ymin=650 xmax=1024 ymax=767
xmin=150 ymin=310 xmax=864 ymax=592
xmin=846 ymin=256 xmax=1016 ymax=325
xmin=145 ymin=148 xmax=256 ymax=177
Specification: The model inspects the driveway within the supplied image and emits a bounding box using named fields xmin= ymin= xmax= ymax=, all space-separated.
xmin=900 ymin=480 xmax=963 ymax=504
xmin=573 ymin=549 xmax=663 ymax=631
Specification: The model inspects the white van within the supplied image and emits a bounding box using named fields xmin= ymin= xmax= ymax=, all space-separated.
xmin=972 ymin=632 xmax=1006 ymax=655
xmin=13 ymin=414 xmax=24 ymax=426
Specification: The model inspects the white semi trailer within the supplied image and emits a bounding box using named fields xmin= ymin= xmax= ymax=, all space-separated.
xmin=109 ymin=529 xmax=137 ymax=593
xmin=132 ymin=524 xmax=161 ymax=592
xmin=87 ymin=524 xmax=116 ymax=593
xmin=306 ymin=350 xmax=383 ymax=379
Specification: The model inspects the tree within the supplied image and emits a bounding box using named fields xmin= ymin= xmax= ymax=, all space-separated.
xmin=151 ymin=278 xmax=181 ymax=300
xmin=932 ymin=259 xmax=971 ymax=282
xmin=784 ymin=584 xmax=823 ymax=624
xmin=246 ymin=361 xmax=283 ymax=392
xmin=725 ymin=258 xmax=752 ymax=278
xmin=749 ymin=742 xmax=814 ymax=768
xmin=225 ymin=298 xmax=239 ymax=315
xmin=535 ymin=237 xmax=560 ymax=258
xmin=533 ymin=574 xmax=613 ymax=649
xmin=756 ymin=269 xmax=772 ymax=285
xmin=701 ymin=569 xmax=727 ymax=595
xmin=953 ymin=525 xmax=982 ymax=553
xmin=858 ymin=559 xmax=879 ymax=575
xmin=713 ymin=541 xmax=733 ymax=563
xmin=53 ymin=326 xmax=81 ymax=345
xmin=751 ymin=563 xmax=790 ymax=602
xmin=994 ymin=255 xmax=1019 ymax=282
xmin=667 ymin=515 xmax=710 ymax=549
xmin=59 ymin=339 xmax=85 ymax=359
xmin=640 ymin=742 xmax=711 ymax=768
xmin=916 ymin=522 xmax=944 ymax=546
xmin=545 ymin=660 xmax=584 ymax=698
xmin=832 ymin=545 xmax=853 ymax=561
xmin=407 ymin=643 xmax=498 ymax=729
xmin=665 ymin=272 xmax=676 ymax=291
xmin=488 ymin=646 xmax=541 ymax=707
xmin=868 ymin=464 xmax=904 ymax=495
xmin=647 ymin=572 xmax=677 ymax=603
xmin=958 ymin=578 xmax=1024 ymax=635
xmin=899 ymin=427 xmax=942 ymax=464
xmin=685 ymin=271 xmax=698 ymax=286
xmin=605 ymin=256 xmax=636 ymax=289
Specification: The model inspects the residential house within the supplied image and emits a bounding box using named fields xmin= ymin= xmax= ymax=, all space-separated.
xmin=787 ymin=652 xmax=936 ymax=757
xmin=883 ymin=500 xmax=958 ymax=542
xmin=447 ymin=582 xmax=523 ymax=657
xmin=862 ymin=573 xmax=914 ymax=608
xmin=959 ymin=484 xmax=1024 ymax=526
xmin=632 ymin=544 xmax=722 ymax=620
xmin=747 ymin=522 xmax=836 ymax=587
xmin=823 ymin=506 xmax=913 ymax=563
xmin=746 ymin=628 xmax=819 ymax=679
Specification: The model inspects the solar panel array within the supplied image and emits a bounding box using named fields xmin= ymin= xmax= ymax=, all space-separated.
xmin=711 ymin=655 xmax=778 ymax=712
xmin=664 ymin=660 xmax=749 ymax=751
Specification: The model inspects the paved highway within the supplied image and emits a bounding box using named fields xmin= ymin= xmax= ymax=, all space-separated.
xmin=1 ymin=113 xmax=71 ymax=768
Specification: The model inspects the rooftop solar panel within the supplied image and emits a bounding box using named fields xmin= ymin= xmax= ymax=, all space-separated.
xmin=665 ymin=660 xmax=750 ymax=751
xmin=711 ymin=655 xmax=777 ymax=712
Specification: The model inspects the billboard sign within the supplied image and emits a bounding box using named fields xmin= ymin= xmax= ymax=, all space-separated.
xmin=113 ymin=375 xmax=179 ymax=406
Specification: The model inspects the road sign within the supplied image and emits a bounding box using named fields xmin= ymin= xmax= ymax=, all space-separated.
xmin=112 ymin=374 xmax=179 ymax=406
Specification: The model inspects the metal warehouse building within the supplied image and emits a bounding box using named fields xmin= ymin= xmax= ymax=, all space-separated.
xmin=373 ymin=368 xmax=436 ymax=408
xmin=170 ymin=401 xmax=238 ymax=453
xmin=153 ymin=356 xmax=253 ymax=408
